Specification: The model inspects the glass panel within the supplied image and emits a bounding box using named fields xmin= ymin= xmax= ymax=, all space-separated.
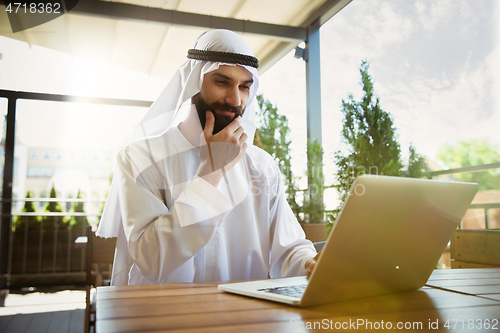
xmin=12 ymin=99 xmax=147 ymax=227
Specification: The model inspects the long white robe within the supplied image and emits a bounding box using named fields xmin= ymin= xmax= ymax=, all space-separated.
xmin=110 ymin=125 xmax=316 ymax=285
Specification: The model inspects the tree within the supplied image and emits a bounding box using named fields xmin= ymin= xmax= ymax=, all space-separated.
xmin=406 ymin=144 xmax=426 ymax=179
xmin=333 ymin=61 xmax=425 ymax=218
xmin=13 ymin=191 xmax=39 ymax=231
xmin=436 ymin=139 xmax=500 ymax=191
xmin=68 ymin=189 xmax=90 ymax=229
xmin=254 ymin=94 xmax=301 ymax=219
xmin=42 ymin=185 xmax=69 ymax=229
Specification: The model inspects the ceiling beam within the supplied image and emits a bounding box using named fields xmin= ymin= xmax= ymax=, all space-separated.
xmin=302 ymin=0 xmax=352 ymax=28
xmin=71 ymin=0 xmax=307 ymax=42
xmin=256 ymin=0 xmax=352 ymax=73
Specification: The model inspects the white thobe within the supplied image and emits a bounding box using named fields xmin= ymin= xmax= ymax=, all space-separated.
xmin=109 ymin=125 xmax=316 ymax=285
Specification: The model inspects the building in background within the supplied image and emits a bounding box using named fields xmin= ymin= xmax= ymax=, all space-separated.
xmin=4 ymin=132 xmax=114 ymax=225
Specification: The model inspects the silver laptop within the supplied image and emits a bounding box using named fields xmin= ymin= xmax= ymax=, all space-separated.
xmin=218 ymin=175 xmax=478 ymax=307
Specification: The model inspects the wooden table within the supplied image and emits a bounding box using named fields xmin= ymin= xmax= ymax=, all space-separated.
xmin=96 ymin=269 xmax=500 ymax=332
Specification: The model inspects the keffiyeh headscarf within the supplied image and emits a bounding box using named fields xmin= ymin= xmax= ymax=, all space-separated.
xmin=128 ymin=29 xmax=259 ymax=144
xmin=97 ymin=29 xmax=260 ymax=238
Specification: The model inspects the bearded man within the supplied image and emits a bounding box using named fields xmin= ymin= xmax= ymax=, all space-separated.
xmin=98 ymin=29 xmax=318 ymax=286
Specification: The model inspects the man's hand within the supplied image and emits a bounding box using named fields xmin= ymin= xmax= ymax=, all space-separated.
xmin=197 ymin=111 xmax=248 ymax=187
xmin=305 ymin=252 xmax=320 ymax=275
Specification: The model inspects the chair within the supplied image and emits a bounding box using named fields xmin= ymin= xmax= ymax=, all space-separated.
xmin=313 ymin=241 xmax=326 ymax=252
xmin=450 ymin=229 xmax=500 ymax=268
xmin=83 ymin=226 xmax=117 ymax=333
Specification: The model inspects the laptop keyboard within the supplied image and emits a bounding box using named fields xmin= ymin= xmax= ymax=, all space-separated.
xmin=258 ymin=284 xmax=307 ymax=298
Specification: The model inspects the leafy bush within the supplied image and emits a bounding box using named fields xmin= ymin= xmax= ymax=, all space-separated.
xmin=12 ymin=191 xmax=39 ymax=231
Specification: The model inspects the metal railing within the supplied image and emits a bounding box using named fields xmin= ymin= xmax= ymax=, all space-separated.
xmin=5 ymin=205 xmax=108 ymax=287
xmin=423 ymin=162 xmax=500 ymax=178
xmin=423 ymin=162 xmax=500 ymax=230
xmin=0 ymin=88 xmax=153 ymax=288
xmin=7 ymin=198 xmax=105 ymax=287
xmin=463 ymin=202 xmax=500 ymax=229
xmin=9 ymin=198 xmax=105 ymax=276
xmin=298 ymin=162 xmax=500 ymax=228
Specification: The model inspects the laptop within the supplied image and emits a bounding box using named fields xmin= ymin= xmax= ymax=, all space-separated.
xmin=218 ymin=175 xmax=478 ymax=307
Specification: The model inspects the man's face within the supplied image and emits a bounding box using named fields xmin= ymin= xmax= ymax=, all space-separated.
xmin=193 ymin=65 xmax=254 ymax=134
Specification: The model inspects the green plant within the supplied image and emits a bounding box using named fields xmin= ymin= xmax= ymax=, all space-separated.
xmin=42 ymin=185 xmax=69 ymax=230
xmin=302 ymin=138 xmax=325 ymax=223
xmin=254 ymin=94 xmax=301 ymax=219
xmin=13 ymin=191 xmax=39 ymax=231
xmin=68 ymin=189 xmax=90 ymax=229
xmin=406 ymin=144 xmax=426 ymax=179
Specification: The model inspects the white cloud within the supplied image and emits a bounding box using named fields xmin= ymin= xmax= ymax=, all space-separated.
xmin=381 ymin=61 xmax=497 ymax=158
xmin=376 ymin=1 xmax=500 ymax=158
xmin=415 ymin=0 xmax=455 ymax=33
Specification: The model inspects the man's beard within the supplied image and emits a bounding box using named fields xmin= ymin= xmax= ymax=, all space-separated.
xmin=192 ymin=93 xmax=244 ymax=135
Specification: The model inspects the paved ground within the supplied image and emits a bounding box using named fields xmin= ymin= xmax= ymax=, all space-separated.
xmin=0 ymin=286 xmax=85 ymax=333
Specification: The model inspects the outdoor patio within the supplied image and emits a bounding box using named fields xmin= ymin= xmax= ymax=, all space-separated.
xmin=0 ymin=1 xmax=499 ymax=332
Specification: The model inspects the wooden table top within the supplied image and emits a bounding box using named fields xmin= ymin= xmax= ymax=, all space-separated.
xmin=96 ymin=268 xmax=500 ymax=332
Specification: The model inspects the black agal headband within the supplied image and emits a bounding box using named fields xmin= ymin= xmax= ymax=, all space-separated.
xmin=187 ymin=49 xmax=259 ymax=68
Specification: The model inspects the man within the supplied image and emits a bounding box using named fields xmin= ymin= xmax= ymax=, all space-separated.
xmin=98 ymin=29 xmax=318 ymax=285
